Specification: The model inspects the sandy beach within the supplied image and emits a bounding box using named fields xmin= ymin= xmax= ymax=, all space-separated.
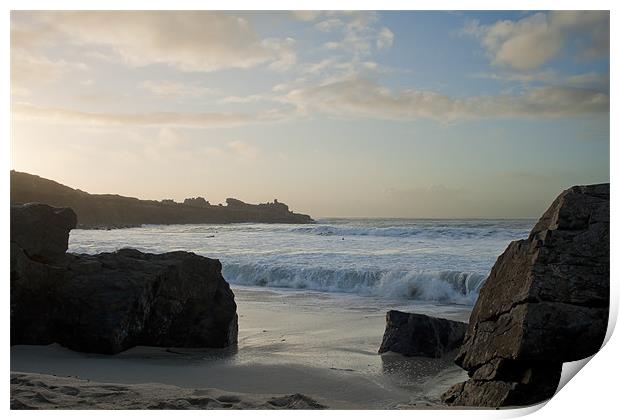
xmin=11 ymin=286 xmax=471 ymax=409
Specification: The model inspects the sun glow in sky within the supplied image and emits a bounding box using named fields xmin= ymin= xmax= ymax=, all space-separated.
xmin=10 ymin=11 xmax=610 ymax=218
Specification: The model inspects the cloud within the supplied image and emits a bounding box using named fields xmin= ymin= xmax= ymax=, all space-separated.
xmin=15 ymin=73 xmax=607 ymax=129
xmin=315 ymin=18 xmax=344 ymax=32
xmin=290 ymin=11 xmax=324 ymax=21
xmin=324 ymin=41 xmax=341 ymax=50
xmin=472 ymin=70 xmax=609 ymax=91
xmin=376 ymin=28 xmax=394 ymax=50
xmin=11 ymin=50 xmax=89 ymax=91
xmin=281 ymin=77 xmax=609 ymax=122
xmin=295 ymin=56 xmax=391 ymax=86
xmin=218 ymin=94 xmax=271 ymax=104
xmin=471 ymin=69 xmax=558 ymax=83
xmin=11 ymin=103 xmax=286 ymax=128
xmin=140 ymin=80 xmax=217 ymax=98
xmin=564 ymin=72 xmax=609 ymax=90
xmin=264 ymin=37 xmax=297 ymax=71
xmin=465 ymin=11 xmax=609 ymax=70
xmin=12 ymin=11 xmax=295 ymax=73
xmin=318 ymin=12 xmax=395 ymax=57
xmin=290 ymin=11 xmax=366 ymax=22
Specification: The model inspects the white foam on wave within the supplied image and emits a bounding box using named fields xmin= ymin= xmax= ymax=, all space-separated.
xmin=223 ymin=263 xmax=487 ymax=305
xmin=291 ymin=224 xmax=525 ymax=240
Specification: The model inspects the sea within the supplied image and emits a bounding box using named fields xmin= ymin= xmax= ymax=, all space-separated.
xmin=68 ymin=218 xmax=535 ymax=307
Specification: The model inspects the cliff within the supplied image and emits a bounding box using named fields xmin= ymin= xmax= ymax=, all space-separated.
xmin=10 ymin=171 xmax=314 ymax=228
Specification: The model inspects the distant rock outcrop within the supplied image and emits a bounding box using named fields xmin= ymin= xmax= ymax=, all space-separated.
xmin=184 ymin=197 xmax=209 ymax=207
xmin=11 ymin=203 xmax=238 ymax=354
xmin=442 ymin=184 xmax=610 ymax=407
xmin=10 ymin=171 xmax=313 ymax=228
xmin=379 ymin=311 xmax=468 ymax=358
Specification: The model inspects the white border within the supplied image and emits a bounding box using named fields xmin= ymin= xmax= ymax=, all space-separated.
xmin=3 ymin=1 xmax=616 ymax=420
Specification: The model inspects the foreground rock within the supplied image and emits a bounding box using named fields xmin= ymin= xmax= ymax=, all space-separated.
xmin=11 ymin=372 xmax=326 ymax=409
xmin=379 ymin=311 xmax=468 ymax=358
xmin=442 ymin=184 xmax=609 ymax=407
xmin=11 ymin=203 xmax=238 ymax=354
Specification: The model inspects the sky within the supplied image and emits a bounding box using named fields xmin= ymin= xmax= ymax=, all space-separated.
xmin=10 ymin=10 xmax=610 ymax=218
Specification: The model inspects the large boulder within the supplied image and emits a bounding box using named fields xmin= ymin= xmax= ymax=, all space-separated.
xmin=11 ymin=203 xmax=77 ymax=263
xmin=11 ymin=203 xmax=238 ymax=354
xmin=379 ymin=311 xmax=468 ymax=358
xmin=443 ymin=184 xmax=609 ymax=407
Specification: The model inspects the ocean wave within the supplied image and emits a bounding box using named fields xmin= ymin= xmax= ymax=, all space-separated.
xmin=222 ymin=263 xmax=487 ymax=305
xmin=290 ymin=224 xmax=526 ymax=240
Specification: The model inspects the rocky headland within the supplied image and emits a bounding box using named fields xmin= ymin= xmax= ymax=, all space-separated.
xmin=11 ymin=170 xmax=314 ymax=229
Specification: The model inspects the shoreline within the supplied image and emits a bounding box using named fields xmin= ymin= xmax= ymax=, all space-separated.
xmin=11 ymin=286 xmax=471 ymax=409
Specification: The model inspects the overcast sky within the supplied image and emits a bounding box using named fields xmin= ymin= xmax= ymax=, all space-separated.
xmin=10 ymin=11 xmax=610 ymax=218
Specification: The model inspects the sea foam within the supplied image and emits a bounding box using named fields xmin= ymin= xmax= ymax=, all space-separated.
xmin=68 ymin=218 xmax=533 ymax=306
xmin=223 ymin=263 xmax=487 ymax=305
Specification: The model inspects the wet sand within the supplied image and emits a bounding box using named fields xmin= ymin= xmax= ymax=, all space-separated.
xmin=11 ymin=286 xmax=471 ymax=409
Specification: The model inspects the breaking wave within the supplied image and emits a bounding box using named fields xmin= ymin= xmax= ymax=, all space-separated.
xmin=290 ymin=224 xmax=524 ymax=240
xmin=223 ymin=263 xmax=487 ymax=305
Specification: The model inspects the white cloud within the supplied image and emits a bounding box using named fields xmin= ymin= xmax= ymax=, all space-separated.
xmin=465 ymin=11 xmax=609 ymax=70
xmin=318 ymin=12 xmax=394 ymax=57
xmin=564 ymin=72 xmax=609 ymax=89
xmin=14 ymin=72 xmax=608 ymax=129
xmin=290 ymin=11 xmax=324 ymax=21
xmin=140 ymin=80 xmax=217 ymax=98
xmin=295 ymin=58 xmax=380 ymax=85
xmin=218 ymin=94 xmax=271 ymax=104
xmin=472 ymin=70 xmax=609 ymax=90
xmin=11 ymin=50 xmax=89 ymax=89
xmin=471 ymin=69 xmax=558 ymax=83
xmin=11 ymin=103 xmax=286 ymax=129
xmin=264 ymin=37 xmax=297 ymax=71
xmin=376 ymin=28 xmax=394 ymax=50
xmin=281 ymin=77 xmax=609 ymax=122
xmin=13 ymin=11 xmax=295 ymax=73
xmin=315 ymin=18 xmax=344 ymax=32
xmin=324 ymin=41 xmax=341 ymax=50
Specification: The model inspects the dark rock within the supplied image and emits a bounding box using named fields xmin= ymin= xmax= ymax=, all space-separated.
xmin=378 ymin=310 xmax=468 ymax=358
xmin=441 ymin=370 xmax=561 ymax=408
xmin=443 ymin=184 xmax=609 ymax=407
xmin=56 ymin=249 xmax=238 ymax=354
xmin=11 ymin=242 xmax=68 ymax=344
xmin=184 ymin=197 xmax=209 ymax=207
xmin=267 ymin=394 xmax=326 ymax=409
xmin=11 ymin=204 xmax=238 ymax=354
xmin=11 ymin=170 xmax=313 ymax=228
xmin=11 ymin=203 xmax=77 ymax=263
